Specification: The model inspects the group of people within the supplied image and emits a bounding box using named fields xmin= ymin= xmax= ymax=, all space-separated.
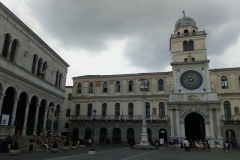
xmin=169 ymin=139 xmax=210 ymax=152
xmin=224 ymin=140 xmax=239 ymax=152
xmin=29 ymin=132 xmax=67 ymax=152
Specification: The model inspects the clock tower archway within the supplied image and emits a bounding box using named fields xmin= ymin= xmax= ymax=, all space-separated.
xmin=185 ymin=112 xmax=205 ymax=140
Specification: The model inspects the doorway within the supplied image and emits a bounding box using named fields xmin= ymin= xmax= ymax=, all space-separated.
xmin=184 ymin=112 xmax=205 ymax=140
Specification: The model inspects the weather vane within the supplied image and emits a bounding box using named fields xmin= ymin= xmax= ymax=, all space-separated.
xmin=182 ymin=10 xmax=186 ymax=17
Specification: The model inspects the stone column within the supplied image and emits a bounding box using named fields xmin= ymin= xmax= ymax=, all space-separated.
xmin=43 ymin=106 xmax=49 ymax=133
xmin=10 ymin=98 xmax=19 ymax=126
xmin=22 ymin=101 xmax=31 ymax=135
xmin=209 ymin=108 xmax=215 ymax=138
xmin=170 ymin=109 xmax=175 ymax=137
xmin=175 ymin=108 xmax=180 ymax=137
xmin=0 ymin=93 xmax=4 ymax=118
xmin=51 ymin=108 xmax=56 ymax=132
xmin=57 ymin=110 xmax=63 ymax=133
xmin=6 ymin=41 xmax=12 ymax=59
xmin=33 ymin=104 xmax=40 ymax=135
xmin=216 ymin=109 xmax=222 ymax=138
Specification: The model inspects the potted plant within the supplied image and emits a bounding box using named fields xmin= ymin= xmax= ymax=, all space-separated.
xmin=62 ymin=138 xmax=69 ymax=151
xmin=52 ymin=141 xmax=58 ymax=153
xmin=71 ymin=142 xmax=77 ymax=150
xmin=78 ymin=139 xmax=86 ymax=148
xmin=9 ymin=140 xmax=20 ymax=156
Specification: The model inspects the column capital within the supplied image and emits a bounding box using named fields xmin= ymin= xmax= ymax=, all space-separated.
xmin=26 ymin=101 xmax=31 ymax=105
xmin=14 ymin=97 xmax=19 ymax=103
xmin=0 ymin=93 xmax=4 ymax=99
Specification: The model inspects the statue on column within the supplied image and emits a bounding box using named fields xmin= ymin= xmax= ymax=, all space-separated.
xmin=170 ymin=85 xmax=174 ymax=93
xmin=211 ymin=84 xmax=216 ymax=92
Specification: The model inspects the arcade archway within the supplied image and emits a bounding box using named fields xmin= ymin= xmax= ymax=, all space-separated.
xmin=72 ymin=127 xmax=79 ymax=142
xmin=185 ymin=112 xmax=205 ymax=140
xmin=99 ymin=127 xmax=107 ymax=143
xmin=112 ymin=128 xmax=121 ymax=144
xmin=226 ymin=130 xmax=236 ymax=142
xmin=159 ymin=129 xmax=167 ymax=143
xmin=84 ymin=127 xmax=92 ymax=140
xmin=127 ymin=128 xmax=135 ymax=143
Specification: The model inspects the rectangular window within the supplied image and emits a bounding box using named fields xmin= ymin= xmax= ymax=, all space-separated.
xmin=184 ymin=58 xmax=188 ymax=62
xmin=66 ymin=109 xmax=71 ymax=117
xmin=68 ymin=93 xmax=72 ymax=101
xmin=65 ymin=123 xmax=69 ymax=128
xmin=192 ymin=58 xmax=195 ymax=61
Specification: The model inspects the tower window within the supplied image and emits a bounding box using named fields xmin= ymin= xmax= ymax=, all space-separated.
xmin=221 ymin=76 xmax=228 ymax=89
xmin=184 ymin=58 xmax=188 ymax=62
xmin=77 ymin=83 xmax=82 ymax=94
xmin=184 ymin=29 xmax=189 ymax=36
xmin=128 ymin=80 xmax=134 ymax=92
xmin=183 ymin=41 xmax=188 ymax=51
xmin=116 ymin=81 xmax=120 ymax=92
xmin=192 ymin=30 xmax=195 ymax=35
xmin=103 ymin=82 xmax=108 ymax=93
xmin=192 ymin=58 xmax=195 ymax=61
xmin=183 ymin=41 xmax=194 ymax=51
xmin=158 ymin=79 xmax=164 ymax=91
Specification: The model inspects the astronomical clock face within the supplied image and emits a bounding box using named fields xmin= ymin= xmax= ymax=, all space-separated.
xmin=180 ymin=70 xmax=203 ymax=90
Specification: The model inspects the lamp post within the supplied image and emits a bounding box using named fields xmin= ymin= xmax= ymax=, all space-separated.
xmin=88 ymin=109 xmax=97 ymax=154
xmin=139 ymin=79 xmax=149 ymax=146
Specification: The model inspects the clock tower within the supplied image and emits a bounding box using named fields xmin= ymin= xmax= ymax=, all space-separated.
xmin=168 ymin=12 xmax=223 ymax=146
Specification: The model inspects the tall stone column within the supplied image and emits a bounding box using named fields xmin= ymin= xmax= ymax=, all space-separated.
xmin=216 ymin=109 xmax=222 ymax=138
xmin=33 ymin=104 xmax=40 ymax=135
xmin=170 ymin=109 xmax=175 ymax=137
xmin=10 ymin=98 xmax=19 ymax=126
xmin=22 ymin=101 xmax=31 ymax=136
xmin=51 ymin=108 xmax=56 ymax=132
xmin=209 ymin=108 xmax=215 ymax=138
xmin=0 ymin=93 xmax=4 ymax=118
xmin=43 ymin=106 xmax=49 ymax=133
xmin=175 ymin=108 xmax=180 ymax=137
xmin=57 ymin=110 xmax=63 ymax=133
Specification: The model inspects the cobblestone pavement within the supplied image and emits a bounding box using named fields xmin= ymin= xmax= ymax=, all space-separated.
xmin=1 ymin=145 xmax=240 ymax=160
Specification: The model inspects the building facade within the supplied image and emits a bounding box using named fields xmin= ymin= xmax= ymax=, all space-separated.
xmin=65 ymin=14 xmax=240 ymax=147
xmin=0 ymin=2 xmax=69 ymax=138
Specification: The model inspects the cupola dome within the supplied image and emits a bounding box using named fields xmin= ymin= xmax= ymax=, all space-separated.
xmin=175 ymin=14 xmax=197 ymax=30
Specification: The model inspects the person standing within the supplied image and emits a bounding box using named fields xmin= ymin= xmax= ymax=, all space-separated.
xmin=159 ymin=137 xmax=164 ymax=148
xmin=224 ymin=141 xmax=230 ymax=152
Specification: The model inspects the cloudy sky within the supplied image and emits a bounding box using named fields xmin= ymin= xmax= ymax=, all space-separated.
xmin=1 ymin=0 xmax=240 ymax=86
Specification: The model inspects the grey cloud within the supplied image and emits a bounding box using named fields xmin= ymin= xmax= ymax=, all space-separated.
xmin=21 ymin=0 xmax=240 ymax=70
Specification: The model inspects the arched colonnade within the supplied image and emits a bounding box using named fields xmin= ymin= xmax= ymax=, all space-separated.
xmin=0 ymin=83 xmax=62 ymax=136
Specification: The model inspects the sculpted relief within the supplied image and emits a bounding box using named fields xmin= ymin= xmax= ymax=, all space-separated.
xmin=188 ymin=95 xmax=200 ymax=101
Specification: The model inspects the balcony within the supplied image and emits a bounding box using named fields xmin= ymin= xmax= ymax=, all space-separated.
xmin=70 ymin=115 xmax=168 ymax=123
xmin=171 ymin=31 xmax=206 ymax=38
xmin=222 ymin=115 xmax=240 ymax=122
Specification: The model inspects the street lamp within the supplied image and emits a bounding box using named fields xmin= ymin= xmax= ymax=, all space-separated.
xmin=88 ymin=109 xmax=97 ymax=154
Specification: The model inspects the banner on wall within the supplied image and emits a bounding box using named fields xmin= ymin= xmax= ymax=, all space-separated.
xmin=1 ymin=114 xmax=10 ymax=126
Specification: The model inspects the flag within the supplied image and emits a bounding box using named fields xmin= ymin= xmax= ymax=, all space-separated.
xmin=40 ymin=65 xmax=48 ymax=78
xmin=120 ymin=108 xmax=123 ymax=122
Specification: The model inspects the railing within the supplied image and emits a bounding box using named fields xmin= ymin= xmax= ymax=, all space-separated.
xmin=70 ymin=115 xmax=168 ymax=121
xmin=222 ymin=115 xmax=240 ymax=121
xmin=171 ymin=31 xmax=206 ymax=38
